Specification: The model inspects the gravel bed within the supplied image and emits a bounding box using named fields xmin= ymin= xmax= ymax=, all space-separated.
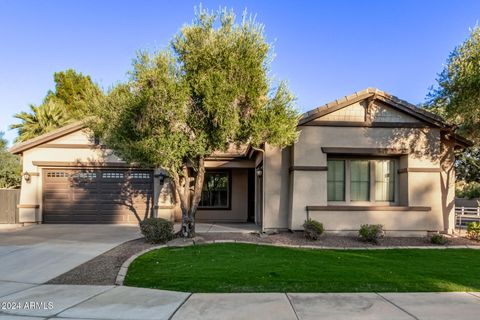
xmin=198 ymin=231 xmax=480 ymax=247
xmin=47 ymin=232 xmax=479 ymax=285
xmin=46 ymin=238 xmax=155 ymax=285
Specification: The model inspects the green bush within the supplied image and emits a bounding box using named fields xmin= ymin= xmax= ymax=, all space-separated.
xmin=430 ymin=234 xmax=448 ymax=245
xmin=358 ymin=224 xmax=384 ymax=244
xmin=456 ymin=181 xmax=480 ymax=199
xmin=303 ymin=219 xmax=324 ymax=240
xmin=140 ymin=218 xmax=175 ymax=243
xmin=467 ymin=222 xmax=480 ymax=241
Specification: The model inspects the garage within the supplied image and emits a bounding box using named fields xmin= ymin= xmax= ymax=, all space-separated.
xmin=43 ymin=168 xmax=153 ymax=224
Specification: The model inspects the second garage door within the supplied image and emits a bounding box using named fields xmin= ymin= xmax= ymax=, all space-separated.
xmin=43 ymin=168 xmax=153 ymax=224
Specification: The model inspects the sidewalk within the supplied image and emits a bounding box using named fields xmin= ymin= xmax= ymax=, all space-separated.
xmin=0 ymin=283 xmax=479 ymax=319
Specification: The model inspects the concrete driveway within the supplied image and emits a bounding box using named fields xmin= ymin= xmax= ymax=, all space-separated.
xmin=0 ymin=224 xmax=141 ymax=284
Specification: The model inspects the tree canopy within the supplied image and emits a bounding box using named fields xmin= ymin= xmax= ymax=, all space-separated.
xmin=427 ymin=26 xmax=480 ymax=185
xmin=427 ymin=26 xmax=480 ymax=143
xmin=11 ymin=69 xmax=103 ymax=142
xmin=90 ymin=8 xmax=300 ymax=237
xmin=0 ymin=132 xmax=21 ymax=189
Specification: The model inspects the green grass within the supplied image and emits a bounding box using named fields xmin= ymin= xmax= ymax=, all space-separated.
xmin=124 ymin=243 xmax=480 ymax=292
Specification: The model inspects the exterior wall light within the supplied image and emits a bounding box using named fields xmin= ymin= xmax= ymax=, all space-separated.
xmin=155 ymin=172 xmax=166 ymax=184
xmin=256 ymin=168 xmax=263 ymax=177
xmin=23 ymin=172 xmax=31 ymax=182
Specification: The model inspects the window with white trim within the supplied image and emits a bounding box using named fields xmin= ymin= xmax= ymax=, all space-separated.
xmin=327 ymin=158 xmax=397 ymax=204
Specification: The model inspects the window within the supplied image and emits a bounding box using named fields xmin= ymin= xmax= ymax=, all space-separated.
xmin=375 ymin=159 xmax=395 ymax=201
xmin=130 ymin=172 xmax=151 ymax=179
xmin=199 ymin=171 xmax=230 ymax=208
xmin=72 ymin=172 xmax=97 ymax=180
xmin=327 ymin=158 xmax=397 ymax=204
xmin=46 ymin=171 xmax=69 ymax=178
xmin=350 ymin=160 xmax=369 ymax=201
xmin=327 ymin=160 xmax=345 ymax=201
xmin=102 ymin=172 xmax=124 ymax=179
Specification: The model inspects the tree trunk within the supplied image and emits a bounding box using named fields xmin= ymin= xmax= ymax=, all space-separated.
xmin=188 ymin=157 xmax=205 ymax=238
xmin=171 ymin=159 xmax=205 ymax=238
xmin=171 ymin=169 xmax=191 ymax=238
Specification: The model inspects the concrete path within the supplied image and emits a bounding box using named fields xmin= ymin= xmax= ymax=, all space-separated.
xmin=0 ymin=225 xmax=141 ymax=284
xmin=1 ymin=285 xmax=479 ymax=319
xmin=174 ymin=222 xmax=260 ymax=233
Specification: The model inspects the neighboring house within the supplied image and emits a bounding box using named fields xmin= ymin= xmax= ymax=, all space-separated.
xmin=10 ymin=88 xmax=471 ymax=235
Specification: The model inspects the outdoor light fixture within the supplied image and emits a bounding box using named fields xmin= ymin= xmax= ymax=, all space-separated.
xmin=256 ymin=168 xmax=263 ymax=177
xmin=155 ymin=172 xmax=166 ymax=184
xmin=23 ymin=172 xmax=31 ymax=182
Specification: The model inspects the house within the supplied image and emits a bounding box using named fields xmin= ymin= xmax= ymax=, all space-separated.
xmin=10 ymin=88 xmax=471 ymax=235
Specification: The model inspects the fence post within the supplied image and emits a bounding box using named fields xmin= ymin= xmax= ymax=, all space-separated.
xmin=459 ymin=207 xmax=463 ymax=230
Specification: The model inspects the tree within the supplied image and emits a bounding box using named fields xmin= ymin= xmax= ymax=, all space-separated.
xmin=48 ymin=69 xmax=104 ymax=119
xmin=10 ymin=69 xmax=103 ymax=142
xmin=90 ymin=8 xmax=300 ymax=237
xmin=0 ymin=132 xmax=21 ymax=189
xmin=426 ymin=26 xmax=480 ymax=183
xmin=10 ymin=100 xmax=69 ymax=142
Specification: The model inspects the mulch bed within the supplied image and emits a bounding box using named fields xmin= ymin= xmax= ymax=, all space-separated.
xmin=47 ymin=232 xmax=479 ymax=285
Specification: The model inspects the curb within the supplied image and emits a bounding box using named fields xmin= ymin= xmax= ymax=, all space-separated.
xmin=115 ymin=240 xmax=480 ymax=285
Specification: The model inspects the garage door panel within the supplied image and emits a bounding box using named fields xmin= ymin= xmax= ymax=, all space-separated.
xmin=44 ymin=193 xmax=70 ymax=200
xmin=72 ymin=193 xmax=101 ymax=201
xmin=43 ymin=169 xmax=153 ymax=224
xmin=44 ymin=214 xmax=98 ymax=222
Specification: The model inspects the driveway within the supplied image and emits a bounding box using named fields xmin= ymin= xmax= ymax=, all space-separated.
xmin=0 ymin=224 xmax=141 ymax=284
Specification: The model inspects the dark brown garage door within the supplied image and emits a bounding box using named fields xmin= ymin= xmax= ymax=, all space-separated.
xmin=43 ymin=168 xmax=153 ymax=224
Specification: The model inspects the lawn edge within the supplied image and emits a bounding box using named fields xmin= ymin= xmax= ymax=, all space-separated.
xmin=115 ymin=239 xmax=480 ymax=286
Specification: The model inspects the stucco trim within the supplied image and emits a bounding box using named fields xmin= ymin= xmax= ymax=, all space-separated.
xmin=9 ymin=121 xmax=86 ymax=154
xmin=154 ymin=205 xmax=175 ymax=209
xmin=31 ymin=161 xmax=144 ymax=168
xmin=397 ymin=168 xmax=441 ymax=174
xmin=24 ymin=172 xmax=40 ymax=176
xmin=306 ymin=206 xmax=431 ymax=211
xmin=289 ymin=166 xmax=327 ymax=172
xmin=321 ymin=147 xmax=408 ymax=155
xmin=302 ymin=121 xmax=430 ymax=128
xmin=17 ymin=204 xmax=40 ymax=209
xmin=37 ymin=144 xmax=102 ymax=149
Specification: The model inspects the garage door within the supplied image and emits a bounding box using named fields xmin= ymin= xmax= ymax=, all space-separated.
xmin=43 ymin=168 xmax=153 ymax=224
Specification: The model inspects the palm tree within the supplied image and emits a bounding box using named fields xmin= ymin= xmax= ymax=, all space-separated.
xmin=10 ymin=99 xmax=71 ymax=142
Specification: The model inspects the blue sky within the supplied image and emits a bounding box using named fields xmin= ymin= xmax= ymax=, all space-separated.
xmin=1 ymin=0 xmax=479 ymax=145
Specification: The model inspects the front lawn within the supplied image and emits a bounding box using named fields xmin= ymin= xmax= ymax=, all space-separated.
xmin=124 ymin=243 xmax=480 ymax=292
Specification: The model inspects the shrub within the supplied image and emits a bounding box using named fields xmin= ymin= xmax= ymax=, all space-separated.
xmin=358 ymin=224 xmax=384 ymax=244
xmin=467 ymin=222 xmax=480 ymax=241
xmin=430 ymin=234 xmax=448 ymax=245
xmin=140 ymin=218 xmax=175 ymax=243
xmin=456 ymin=181 xmax=480 ymax=199
xmin=303 ymin=219 xmax=324 ymax=240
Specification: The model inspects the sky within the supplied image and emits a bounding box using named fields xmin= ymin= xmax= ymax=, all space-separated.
xmin=1 ymin=0 xmax=479 ymax=146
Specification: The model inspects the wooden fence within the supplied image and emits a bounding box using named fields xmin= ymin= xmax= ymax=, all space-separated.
xmin=0 ymin=189 xmax=20 ymax=224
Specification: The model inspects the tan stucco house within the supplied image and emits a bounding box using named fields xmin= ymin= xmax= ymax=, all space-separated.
xmin=10 ymin=88 xmax=471 ymax=235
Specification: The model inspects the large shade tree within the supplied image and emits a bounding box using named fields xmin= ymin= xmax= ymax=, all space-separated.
xmin=11 ymin=69 xmax=103 ymax=142
xmin=90 ymin=8 xmax=300 ymax=237
xmin=427 ymin=26 xmax=480 ymax=185
xmin=0 ymin=132 xmax=21 ymax=189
